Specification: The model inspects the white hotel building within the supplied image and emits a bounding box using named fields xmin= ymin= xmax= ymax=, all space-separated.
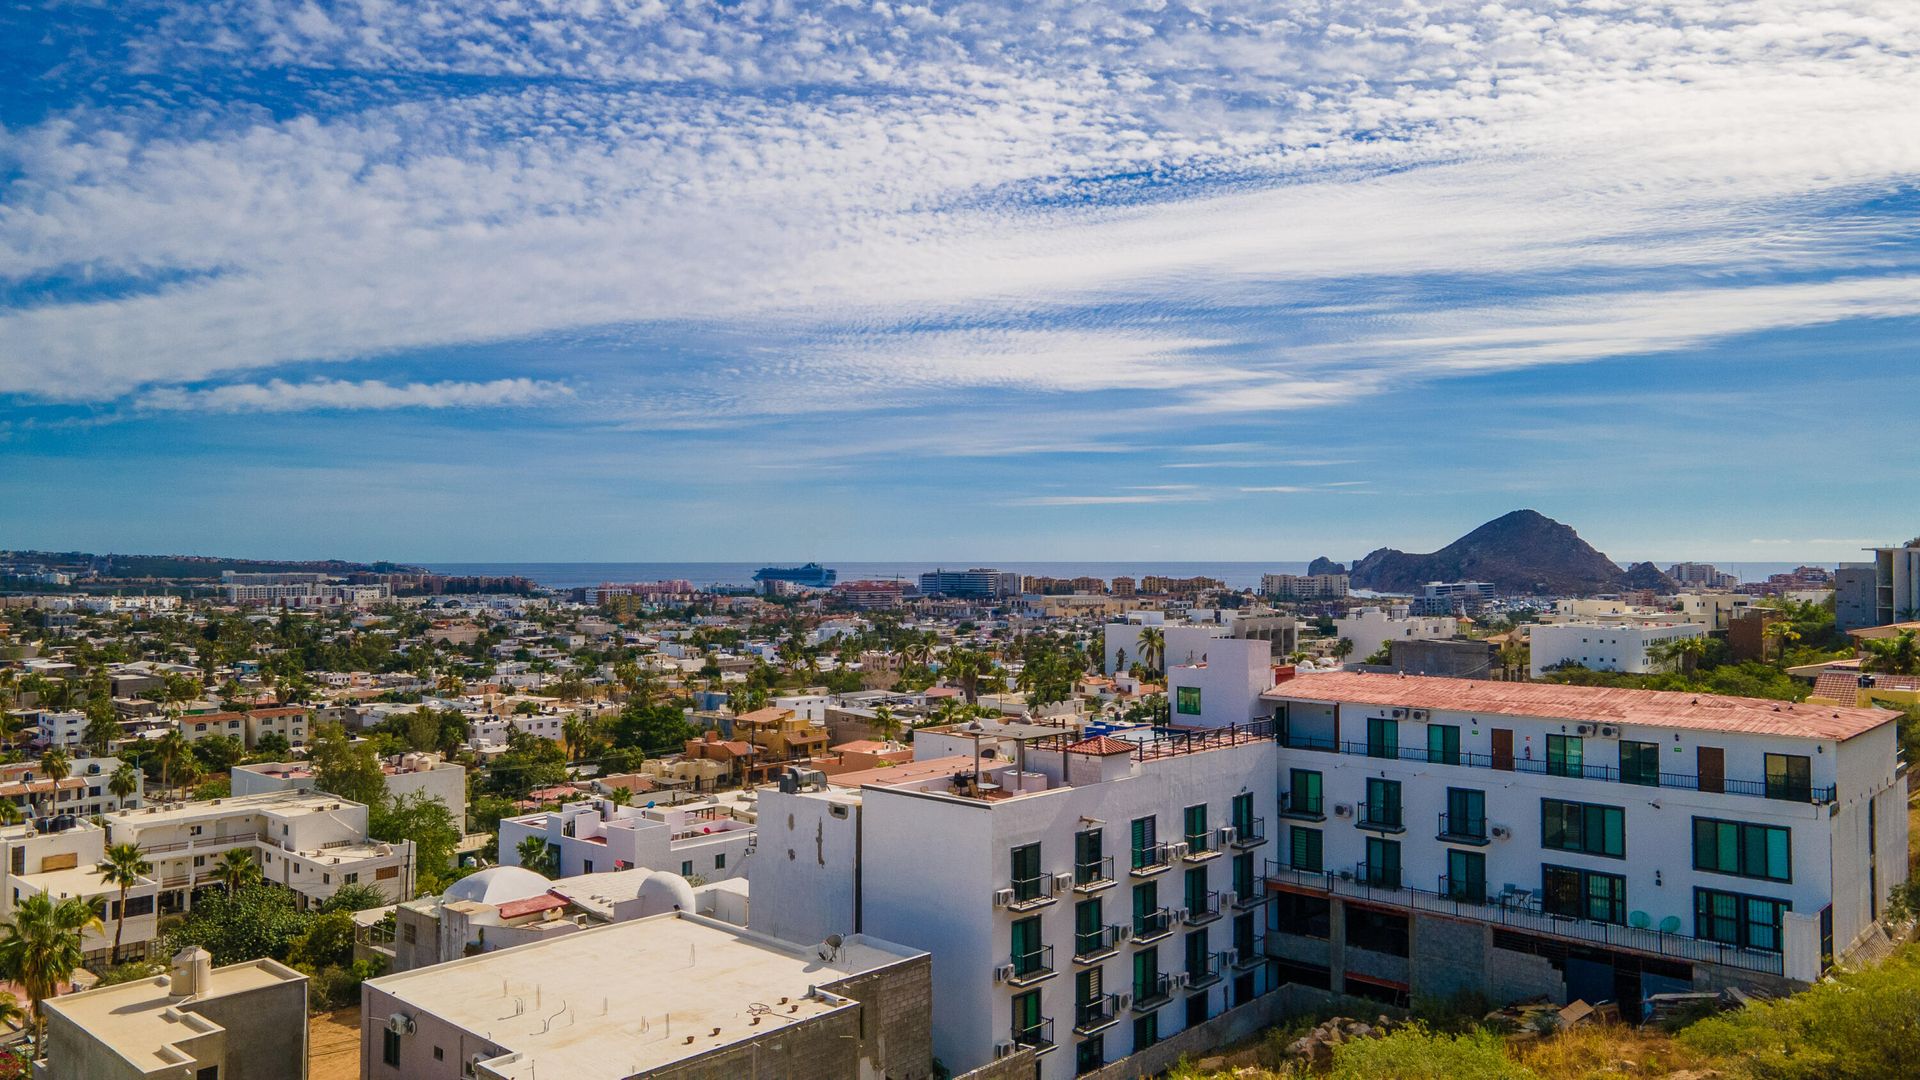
xmin=499 ymin=794 xmax=756 ymax=882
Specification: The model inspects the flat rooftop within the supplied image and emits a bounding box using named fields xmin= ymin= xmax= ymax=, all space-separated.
xmin=107 ymin=789 xmax=365 ymax=826
xmin=1266 ymin=672 xmax=1893 ymax=740
xmin=44 ymin=960 xmax=302 ymax=1073
xmin=367 ymin=914 xmax=920 ymax=1080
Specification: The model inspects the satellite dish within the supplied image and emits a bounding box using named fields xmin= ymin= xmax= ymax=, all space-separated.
xmin=817 ymin=934 xmax=844 ymax=961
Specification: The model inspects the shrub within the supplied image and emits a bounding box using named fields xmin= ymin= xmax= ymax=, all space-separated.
xmin=1678 ymin=944 xmax=1920 ymax=1079
xmin=1327 ymin=1024 xmax=1535 ymax=1080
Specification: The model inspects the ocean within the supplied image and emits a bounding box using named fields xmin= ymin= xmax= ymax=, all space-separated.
xmin=420 ymin=561 xmax=1821 ymax=593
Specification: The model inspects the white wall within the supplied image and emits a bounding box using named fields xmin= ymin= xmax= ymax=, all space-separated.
xmin=1529 ymin=622 xmax=1704 ymax=677
xmin=1332 ymin=609 xmax=1456 ymax=665
xmin=1168 ymin=638 xmax=1272 ymax=729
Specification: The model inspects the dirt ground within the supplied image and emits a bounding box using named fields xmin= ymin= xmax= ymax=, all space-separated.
xmin=310 ymin=1007 xmax=361 ymax=1080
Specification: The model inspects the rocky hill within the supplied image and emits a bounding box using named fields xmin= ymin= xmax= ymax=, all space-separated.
xmin=1349 ymin=510 xmax=1630 ymax=596
xmin=1620 ymin=561 xmax=1679 ymax=592
xmin=1307 ymin=556 xmax=1347 ymax=576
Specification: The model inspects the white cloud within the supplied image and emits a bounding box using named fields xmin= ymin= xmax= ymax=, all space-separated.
xmin=135 ymin=378 xmax=573 ymax=413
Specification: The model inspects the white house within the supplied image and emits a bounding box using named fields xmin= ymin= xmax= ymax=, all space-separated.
xmin=1167 ymin=638 xmax=1276 ymax=730
xmin=0 ymin=818 xmax=160 ymax=962
xmin=233 ymin=751 xmax=467 ymax=827
xmin=1529 ymin=621 xmax=1705 ymax=677
xmin=498 ymin=793 xmax=755 ymax=882
xmin=1331 ymin=607 xmax=1458 ymax=666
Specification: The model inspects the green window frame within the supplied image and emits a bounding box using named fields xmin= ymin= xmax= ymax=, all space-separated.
xmin=1289 ymin=827 xmax=1322 ymax=873
xmin=1185 ymin=804 xmax=1209 ymax=850
xmin=1764 ymin=754 xmax=1812 ymax=801
xmin=1011 ymin=842 xmax=1043 ymax=900
xmin=1366 ymin=716 xmax=1398 ymax=759
xmin=1012 ymin=988 xmax=1043 ymax=1040
xmin=1620 ymin=740 xmax=1661 ymax=786
xmin=1176 ymin=686 xmax=1202 ymax=715
xmin=1540 ymin=799 xmax=1625 ymax=858
xmin=1130 ymin=815 xmax=1158 ymax=868
xmin=1011 ymin=915 xmax=1045 ymax=974
xmin=1132 ymin=881 xmax=1160 ymax=934
xmin=1132 ymin=946 xmax=1160 ymax=999
xmin=1694 ymin=888 xmax=1790 ymax=953
xmin=1232 ymin=851 xmax=1255 ymax=896
xmin=1692 ymin=818 xmax=1792 ymax=882
xmin=1363 ymin=837 xmax=1400 ymax=889
xmin=1286 ymin=769 xmax=1322 ymax=816
xmin=1427 ymin=724 xmax=1460 ymax=766
xmin=1543 ymin=865 xmax=1626 ymax=925
xmin=1446 ymin=849 xmax=1485 ymax=904
xmin=1132 ymin=1011 xmax=1158 ymax=1050
xmin=1184 ymin=929 xmax=1210 ymax=978
xmin=1076 ymin=1034 xmax=1104 ymax=1074
xmin=1075 ymin=828 xmax=1105 ymax=883
xmin=1546 ymin=734 xmax=1584 ymax=778
xmin=1232 ymin=791 xmax=1254 ymax=832
xmin=1364 ymin=777 xmax=1402 ymax=828
xmin=1184 ymin=866 xmax=1209 ymax=913
xmin=1444 ymin=788 xmax=1485 ymax=839
xmin=1075 ymin=898 xmax=1104 ymax=956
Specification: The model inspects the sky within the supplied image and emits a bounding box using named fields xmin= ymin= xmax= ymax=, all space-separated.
xmin=1 ymin=0 xmax=1917 ymax=564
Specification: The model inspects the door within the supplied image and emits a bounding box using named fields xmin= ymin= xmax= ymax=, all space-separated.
xmin=1698 ymin=746 xmax=1724 ymax=794
xmin=1491 ymin=729 xmax=1514 ymax=771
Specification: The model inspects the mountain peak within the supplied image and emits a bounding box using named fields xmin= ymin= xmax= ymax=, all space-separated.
xmin=1350 ymin=511 xmax=1628 ymax=596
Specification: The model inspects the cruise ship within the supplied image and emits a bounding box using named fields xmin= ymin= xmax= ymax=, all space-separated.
xmin=752 ymin=562 xmax=837 ymax=588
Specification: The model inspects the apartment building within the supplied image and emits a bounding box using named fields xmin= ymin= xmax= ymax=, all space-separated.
xmin=39 ymin=948 xmax=307 ymax=1080
xmin=234 ymin=751 xmax=467 ymax=826
xmin=1167 ymin=638 xmax=1278 ymax=729
xmin=753 ymin=722 xmax=1282 ymax=1080
xmin=362 ymin=913 xmax=931 ymax=1080
xmin=0 ymin=817 xmax=160 ymax=963
xmin=178 ymin=706 xmax=312 ymax=751
xmin=32 ymin=708 xmax=88 ymax=751
xmin=499 ymin=793 xmax=755 ymax=882
xmin=1864 ymin=542 xmax=1920 ymax=626
xmin=1259 ymin=672 xmax=1904 ymax=1009
xmin=1529 ymin=622 xmax=1705 ymax=677
xmin=1332 ymin=608 xmax=1458 ymax=665
xmin=732 ymin=705 xmax=829 ymax=765
xmin=0 ymin=755 xmax=143 ymax=819
xmin=105 ymin=791 xmax=416 ymax=911
xmin=1260 ymin=573 xmax=1349 ymax=601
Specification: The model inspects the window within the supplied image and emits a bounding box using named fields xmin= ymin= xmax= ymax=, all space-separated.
xmin=1427 ymin=724 xmax=1460 ymax=766
xmin=1285 ymin=769 xmax=1322 ymax=817
xmin=434 ymin=1047 xmax=444 ymax=1061
xmin=1176 ymin=686 xmax=1202 ymax=715
xmin=1272 ymin=892 xmax=1330 ymax=939
xmin=1543 ymin=865 xmax=1626 ymax=925
xmin=1130 ymin=816 xmax=1159 ymax=869
xmin=1363 ymin=778 xmax=1402 ymax=830
xmin=1133 ymin=945 xmax=1161 ymax=1002
xmin=1695 ymin=888 xmax=1790 ymax=952
xmin=1232 ymin=852 xmax=1255 ymax=897
xmin=1185 ymin=929 xmax=1210 ymax=979
xmin=1366 ymin=716 xmax=1398 ymax=759
xmin=1184 ymin=804 xmax=1209 ymax=851
xmin=714 ymin=853 xmax=725 ymax=869
xmin=1546 ymin=734 xmax=1583 ymax=778
xmin=1446 ymin=850 xmax=1486 ymax=903
xmin=1764 ymin=754 xmax=1812 ymax=802
xmin=1362 ymin=837 xmax=1400 ymax=889
xmin=402 ymin=922 xmax=417 ymax=944
xmin=1620 ymin=740 xmax=1661 ymax=786
xmin=1183 ymin=867 xmax=1209 ymax=914
xmin=1540 ymin=799 xmax=1625 ymax=858
xmin=1012 ymin=988 xmax=1044 ymax=1044
xmin=680 ymin=860 xmax=693 ymax=876
xmin=344 ymin=873 xmax=358 ymax=885
xmin=1132 ymin=881 xmax=1161 ymax=935
xmin=1443 ymin=788 xmax=1485 ymax=840
xmin=1232 ymin=791 xmax=1255 ymax=835
xmin=383 ymin=1028 xmax=401 ymax=1068
xmin=1011 ymin=916 xmax=1045 ymax=974
xmin=197 ymin=1068 xmax=219 ymax=1080
xmin=1345 ymin=906 xmax=1409 ymax=956
xmin=124 ymin=895 xmax=154 ymax=918
xmin=1692 ymin=818 xmax=1791 ymax=882
xmin=1011 ymin=842 xmax=1044 ymax=901
xmin=1075 ymin=898 xmax=1105 ymax=956
xmin=1289 ymin=827 xmax=1322 ymax=873
xmin=1075 ymin=828 xmax=1105 ymax=883
xmin=1132 ymin=1011 xmax=1159 ymax=1050
xmin=1076 ymin=1034 xmax=1104 ymax=1075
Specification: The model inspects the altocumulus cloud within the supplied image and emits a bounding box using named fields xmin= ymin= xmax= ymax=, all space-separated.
xmin=135 ymin=379 xmax=573 ymax=414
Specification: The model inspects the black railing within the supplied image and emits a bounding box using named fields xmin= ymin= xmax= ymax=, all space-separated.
xmin=1133 ymin=973 xmax=1172 ymax=1009
xmin=1356 ymin=859 xmax=1400 ymax=890
xmin=1437 ymin=811 xmax=1487 ymax=844
xmin=1183 ymin=830 xmax=1214 ymax=857
xmin=1074 ymin=925 xmax=1119 ymax=961
xmin=1234 ymin=934 xmax=1267 ymax=967
xmin=1074 ymin=855 xmax=1115 ymax=889
xmin=1279 ymin=791 xmax=1324 ymax=820
xmin=1133 ymin=907 xmax=1173 ymax=941
xmin=1009 ymin=873 xmax=1053 ymax=908
xmin=1010 ymin=945 xmax=1054 ymax=982
xmin=1276 ymin=734 xmax=1837 ymax=804
xmin=1231 ymin=817 xmax=1267 ymax=847
xmin=1357 ymin=801 xmax=1404 ymax=833
xmin=1074 ymin=994 xmax=1119 ymax=1033
xmin=1013 ymin=1016 xmax=1055 ymax=1052
xmin=1184 ymin=890 xmax=1220 ymax=924
xmin=1439 ymin=872 xmax=1486 ymax=905
xmin=1130 ymin=843 xmax=1171 ymax=874
xmin=1186 ymin=951 xmax=1226 ymax=988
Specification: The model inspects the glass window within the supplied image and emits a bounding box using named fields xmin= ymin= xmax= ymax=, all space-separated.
xmin=1363 ymin=837 xmax=1400 ymax=889
xmin=1176 ymin=686 xmax=1202 ymax=715
xmin=1185 ymin=804 xmax=1209 ymax=849
xmin=1764 ymin=754 xmax=1812 ymax=801
xmin=1620 ymin=740 xmax=1661 ymax=786
xmin=1133 ymin=946 xmax=1160 ymax=1000
xmin=1286 ymin=770 xmax=1322 ymax=816
xmin=1694 ymin=887 xmax=1789 ymax=952
xmin=383 ymin=1029 xmax=400 ymax=1068
xmin=1185 ymin=929 xmax=1210 ymax=978
xmin=1289 ymin=827 xmax=1322 ymax=873
xmin=1364 ymin=778 xmax=1402 ymax=828
xmin=1232 ymin=851 xmax=1255 ymax=896
xmin=1075 ymin=898 xmax=1104 ymax=955
xmin=1131 ymin=816 xmax=1158 ymax=868
xmin=1446 ymin=849 xmax=1486 ymax=904
xmin=1427 ymin=724 xmax=1460 ymax=766
xmin=1543 ymin=865 xmax=1625 ymax=925
xmin=1012 ymin=988 xmax=1043 ymax=1041
xmin=1011 ymin=843 xmax=1043 ymax=900
xmin=1444 ymin=788 xmax=1485 ymax=839
xmin=1132 ymin=1011 xmax=1158 ymax=1050
xmin=1540 ymin=799 xmax=1625 ymax=858
xmin=1366 ymin=716 xmax=1398 ymax=759
xmin=1012 ymin=915 xmax=1044 ymax=974
xmin=1075 ymin=828 xmax=1104 ymax=883
xmin=1076 ymin=1034 xmax=1104 ymax=1075
xmin=1232 ymin=791 xmax=1254 ymax=832
xmin=1184 ymin=867 xmax=1208 ymax=913
xmin=1546 ymin=734 xmax=1584 ymax=778
xmin=1691 ymin=818 xmax=1792 ymax=882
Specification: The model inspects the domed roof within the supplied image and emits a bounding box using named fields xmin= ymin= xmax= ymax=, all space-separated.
xmin=633 ymin=870 xmax=697 ymax=916
xmin=445 ymin=865 xmax=553 ymax=906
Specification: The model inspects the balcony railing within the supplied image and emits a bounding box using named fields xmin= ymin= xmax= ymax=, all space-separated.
xmin=1133 ymin=907 xmax=1174 ymax=943
xmin=1009 ymin=945 xmax=1055 ymax=985
xmin=1007 ymin=874 xmax=1057 ymax=911
xmin=1074 ymin=925 xmax=1120 ymax=962
xmin=1262 ymin=863 xmax=1786 ymax=976
xmin=1183 ymin=831 xmax=1218 ymax=860
xmin=1012 ymin=1016 xmax=1055 ymax=1053
xmin=1186 ymin=951 xmax=1227 ymax=989
xmin=1233 ymin=934 xmax=1267 ymax=968
xmin=1133 ymin=972 xmax=1172 ymax=1010
xmin=1130 ymin=843 xmax=1172 ymax=876
xmin=1440 ymin=873 xmax=1487 ymax=905
xmin=1183 ymin=890 xmax=1221 ymax=925
xmin=1356 ymin=802 xmax=1404 ymax=834
xmin=1074 ymin=994 xmax=1120 ymax=1034
xmin=1436 ymin=811 xmax=1488 ymax=845
xmin=1355 ymin=859 xmax=1400 ymax=890
xmin=1279 ymin=792 xmax=1324 ymax=821
xmin=1230 ymin=817 xmax=1267 ymax=848
xmin=135 ymin=830 xmax=267 ymax=856
xmin=1275 ymin=734 xmax=1837 ymax=804
xmin=1074 ymin=856 xmax=1115 ymax=892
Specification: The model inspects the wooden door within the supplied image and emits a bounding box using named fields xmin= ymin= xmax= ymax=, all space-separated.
xmin=1491 ymin=728 xmax=1514 ymax=771
xmin=1698 ymin=746 xmax=1724 ymax=794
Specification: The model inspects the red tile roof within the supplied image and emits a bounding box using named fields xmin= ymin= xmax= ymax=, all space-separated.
xmin=495 ymin=893 xmax=568 ymax=919
xmin=1267 ymin=671 xmax=1894 ymax=741
xmin=1064 ymin=735 xmax=1137 ymax=756
xmin=1817 ymin=670 xmax=1920 ymax=701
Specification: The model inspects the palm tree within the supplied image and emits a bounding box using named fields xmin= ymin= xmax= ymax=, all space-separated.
xmin=1332 ymin=638 xmax=1356 ymax=665
xmin=872 ymin=705 xmax=902 ymax=744
xmin=946 ymin=650 xmax=987 ymax=705
xmin=0 ymin=990 xmax=22 ymax=1035
xmin=1764 ymin=622 xmax=1801 ymax=667
xmin=154 ymin=730 xmax=189 ymax=800
xmin=1137 ymin=627 xmax=1165 ymax=676
xmin=1863 ymin=628 xmax=1920 ymax=676
xmin=96 ymin=843 xmax=151 ymax=963
xmin=0 ymin=803 xmax=22 ymax=827
xmin=212 ymin=849 xmax=261 ymax=895
xmin=36 ymin=749 xmax=70 ymax=819
xmin=607 ymin=786 xmax=634 ymax=807
xmin=0 ymin=893 xmax=103 ymax=1043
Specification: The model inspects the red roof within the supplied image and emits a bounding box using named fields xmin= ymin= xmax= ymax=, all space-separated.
xmin=1817 ymin=671 xmax=1920 ymax=700
xmin=495 ymin=893 xmax=568 ymax=919
xmin=1267 ymin=671 xmax=1894 ymax=741
xmin=1064 ymin=735 xmax=1137 ymax=756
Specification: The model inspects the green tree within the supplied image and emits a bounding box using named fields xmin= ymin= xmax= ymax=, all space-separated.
xmin=189 ymin=733 xmax=245 ymax=775
xmin=35 ymin=749 xmax=69 ymax=817
xmin=0 ymin=893 xmax=104 ymax=1043
xmin=1137 ymin=626 xmax=1166 ymax=676
xmin=249 ymin=731 xmax=293 ymax=760
xmin=515 ymin=836 xmax=557 ymax=878
xmin=212 ymin=849 xmax=262 ymax=895
xmin=161 ymin=884 xmax=310 ymax=966
xmin=308 ymin=722 xmax=386 ymax=807
xmin=1327 ymin=1024 xmax=1534 ymax=1080
xmin=1679 ymin=940 xmax=1920 ymax=1078
xmin=1863 ymin=629 xmax=1920 ymax=676
xmin=154 ymin=730 xmax=191 ymax=800
xmin=371 ymin=792 xmax=459 ymax=894
xmin=1333 ymin=638 xmax=1356 ymax=663
xmin=285 ymin=911 xmax=358 ymax=973
xmin=608 ymin=703 xmax=697 ymax=757
xmin=107 ymin=763 xmax=141 ymax=807
xmin=1764 ymin=622 xmax=1802 ymax=667
xmin=96 ymin=842 xmax=152 ymax=963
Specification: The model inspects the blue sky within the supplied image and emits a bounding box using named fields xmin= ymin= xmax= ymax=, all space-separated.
xmin=2 ymin=1 xmax=1917 ymax=564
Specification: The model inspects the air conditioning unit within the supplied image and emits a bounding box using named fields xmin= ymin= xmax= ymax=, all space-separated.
xmin=1218 ymin=826 xmax=1236 ymax=845
xmin=1221 ymin=890 xmax=1238 ymax=908
xmin=1333 ymin=803 xmax=1353 ymax=818
xmin=993 ymin=963 xmax=1016 ymax=983
xmin=1599 ymin=726 xmax=1619 ymax=738
xmin=992 ymin=888 xmax=1015 ymax=908
xmin=1169 ymin=842 xmax=1189 ymax=860
xmin=1411 ymin=709 xmax=1429 ymax=721
xmin=993 ymin=1041 xmax=1017 ymax=1059
xmin=1172 ymin=907 xmax=1189 ymax=923
xmin=1391 ymin=708 xmax=1405 ymax=719
xmin=1490 ymin=825 xmax=1511 ymax=840
xmin=385 ymin=1012 xmax=415 ymax=1036
xmin=1051 ymin=872 xmax=1072 ymax=894
xmin=1169 ymin=972 xmax=1188 ymax=989
xmin=1576 ymin=724 xmax=1593 ymax=735
xmin=1116 ymin=993 xmax=1133 ymax=1010
xmin=1116 ymin=924 xmax=1134 ymax=941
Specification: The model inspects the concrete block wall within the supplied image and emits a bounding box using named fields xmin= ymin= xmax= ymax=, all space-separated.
xmin=1409 ymin=915 xmax=1489 ymax=1007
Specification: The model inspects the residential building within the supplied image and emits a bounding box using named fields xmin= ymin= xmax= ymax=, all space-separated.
xmin=178 ymin=706 xmax=312 ymax=751
xmin=105 ymin=791 xmax=416 ymax=911
xmin=1262 ymin=671 xmax=1905 ymax=1007
xmin=1260 ymin=573 xmax=1349 ymax=601
xmin=1864 ymin=542 xmax=1920 ymax=627
xmin=1168 ymin=638 xmax=1278 ymax=729
xmin=753 ymin=721 xmax=1282 ymax=1079
xmin=39 ymin=948 xmax=307 ymax=1080
xmin=1674 ymin=592 xmax=1757 ymax=632
xmin=362 ymin=913 xmax=930 ymax=1080
xmin=1331 ymin=608 xmax=1458 ymax=666
xmin=732 ymin=705 xmax=829 ymax=765
xmin=0 ymin=817 xmax=160 ymax=963
xmin=498 ymin=793 xmax=755 ymax=881
xmin=1105 ymin=615 xmax=1299 ymax=677
xmin=233 ymin=751 xmax=467 ymax=826
xmin=832 ymin=579 xmax=909 ymax=609
xmin=1669 ymin=563 xmax=1740 ymax=590
xmin=1834 ymin=563 xmax=1880 ymax=632
xmin=1379 ymin=638 xmax=1501 ymax=679
xmin=34 ymin=708 xmax=87 ymax=750
xmin=1529 ymin=622 xmax=1706 ymax=677
xmin=1413 ymin=582 xmax=1494 ymax=616
xmin=920 ymin=567 xmax=1023 ymax=598
xmin=0 ymin=755 xmax=143 ymax=819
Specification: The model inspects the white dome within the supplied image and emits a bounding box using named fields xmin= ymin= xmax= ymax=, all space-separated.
xmin=634 ymin=870 xmax=697 ymax=916
xmin=445 ymin=866 xmax=553 ymax=905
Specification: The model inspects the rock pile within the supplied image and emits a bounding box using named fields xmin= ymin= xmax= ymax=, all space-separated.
xmin=1283 ymin=1014 xmax=1398 ymax=1067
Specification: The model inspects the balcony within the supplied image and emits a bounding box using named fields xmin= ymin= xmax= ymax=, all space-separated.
xmin=1274 ymin=734 xmax=1838 ymax=805
xmin=1129 ymin=843 xmax=1172 ymax=877
xmin=1261 ymin=863 xmax=1788 ymax=976
xmin=1132 ymin=973 xmax=1173 ymax=1010
xmin=1074 ymin=925 xmax=1120 ymax=963
xmin=1232 ymin=885 xmax=1270 ymax=910
xmin=1007 ymin=945 xmax=1056 ymax=986
xmin=1356 ymin=803 xmax=1404 ymax=835
xmin=1354 ymin=859 xmax=1400 ymax=890
xmin=1436 ymin=811 xmax=1488 ymax=846
xmin=1183 ymin=890 xmax=1221 ymax=926
xmin=1440 ymin=873 xmax=1487 ymax=906
xmin=1233 ymin=935 xmax=1268 ymax=969
xmin=1074 ymin=994 xmax=1120 ymax=1035
xmin=1132 ymin=907 xmax=1174 ymax=944
xmin=1279 ymin=792 xmax=1324 ymax=822
xmin=1182 ymin=831 xmax=1219 ymax=861
xmin=1230 ymin=818 xmax=1267 ymax=849
xmin=1005 ymin=874 xmax=1058 ymax=912
xmin=1185 ymin=951 xmax=1226 ymax=990
xmin=1073 ymin=856 xmax=1116 ymax=893
xmin=1012 ymin=1016 xmax=1055 ymax=1054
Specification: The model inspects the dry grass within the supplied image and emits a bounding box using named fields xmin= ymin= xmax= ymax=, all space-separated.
xmin=309 ymin=1007 xmax=362 ymax=1080
xmin=1510 ymin=1023 xmax=1710 ymax=1079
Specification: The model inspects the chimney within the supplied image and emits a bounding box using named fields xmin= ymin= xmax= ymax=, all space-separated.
xmin=169 ymin=946 xmax=213 ymax=998
xmin=1271 ymin=664 xmax=1297 ymax=685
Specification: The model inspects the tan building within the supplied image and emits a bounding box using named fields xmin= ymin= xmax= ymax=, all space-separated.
xmin=732 ymin=706 xmax=828 ymax=765
xmin=178 ymin=706 xmax=312 ymax=751
xmin=38 ymin=947 xmax=307 ymax=1080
